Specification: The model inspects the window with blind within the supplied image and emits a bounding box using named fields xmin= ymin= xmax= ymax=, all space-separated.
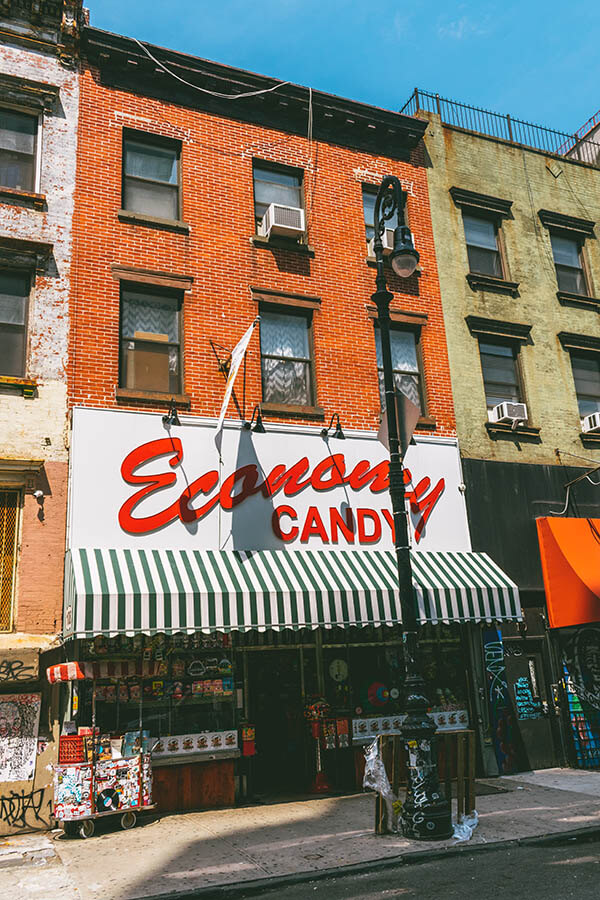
xmin=122 ymin=134 xmax=180 ymax=220
xmin=120 ymin=287 xmax=182 ymax=394
xmin=478 ymin=340 xmax=522 ymax=410
xmin=0 ymin=270 xmax=30 ymax=377
xmin=463 ymin=213 xmax=503 ymax=278
xmin=0 ymin=109 xmax=37 ymax=192
xmin=374 ymin=326 xmax=423 ymax=413
xmin=0 ymin=490 xmax=19 ymax=632
xmin=570 ymin=353 xmax=600 ymax=418
xmin=253 ymin=163 xmax=303 ymax=227
xmin=260 ymin=309 xmax=314 ymax=406
xmin=551 ymin=233 xmax=588 ymax=295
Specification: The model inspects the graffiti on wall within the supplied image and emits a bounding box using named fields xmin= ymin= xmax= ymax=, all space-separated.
xmin=482 ymin=628 xmax=519 ymax=774
xmin=0 ymin=659 xmax=36 ymax=683
xmin=564 ymin=628 xmax=600 ymax=711
xmin=0 ymin=787 xmax=49 ymax=830
xmin=0 ymin=693 xmax=41 ymax=782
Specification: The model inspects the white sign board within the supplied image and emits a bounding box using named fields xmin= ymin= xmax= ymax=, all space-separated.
xmin=68 ymin=407 xmax=471 ymax=553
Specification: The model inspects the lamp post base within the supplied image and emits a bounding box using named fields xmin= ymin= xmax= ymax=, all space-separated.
xmin=399 ymin=672 xmax=453 ymax=841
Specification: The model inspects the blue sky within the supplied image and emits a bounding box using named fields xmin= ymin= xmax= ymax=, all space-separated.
xmin=90 ymin=1 xmax=599 ymax=135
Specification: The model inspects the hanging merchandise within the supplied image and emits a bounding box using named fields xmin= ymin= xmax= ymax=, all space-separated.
xmin=304 ymin=697 xmax=332 ymax=793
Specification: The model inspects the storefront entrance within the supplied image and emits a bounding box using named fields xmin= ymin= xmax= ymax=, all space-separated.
xmin=247 ymin=648 xmax=313 ymax=795
xmin=503 ymin=638 xmax=559 ymax=770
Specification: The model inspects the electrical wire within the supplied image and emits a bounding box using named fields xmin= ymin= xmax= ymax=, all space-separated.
xmin=549 ymin=483 xmax=571 ymax=516
xmin=132 ymin=37 xmax=291 ymax=100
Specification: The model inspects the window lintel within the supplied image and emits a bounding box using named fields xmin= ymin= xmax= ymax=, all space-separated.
xmin=251 ymin=287 xmax=320 ymax=310
xmin=538 ymin=209 xmax=595 ymax=237
xmin=450 ymin=187 xmax=512 ymax=219
xmin=558 ymin=331 xmax=600 ymax=353
xmin=0 ymin=237 xmax=52 ymax=275
xmin=466 ymin=315 xmax=531 ymax=343
xmin=0 ymin=73 xmax=59 ymax=113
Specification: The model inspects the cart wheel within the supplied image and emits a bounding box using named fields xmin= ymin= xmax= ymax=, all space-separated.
xmin=120 ymin=811 xmax=137 ymax=830
xmin=79 ymin=819 xmax=95 ymax=839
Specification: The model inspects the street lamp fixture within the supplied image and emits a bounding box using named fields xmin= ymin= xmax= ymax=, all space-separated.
xmin=243 ymin=404 xmax=266 ymax=433
xmin=321 ymin=413 xmax=345 ymax=441
xmin=162 ymin=402 xmax=181 ymax=429
xmin=372 ymin=175 xmax=452 ymax=840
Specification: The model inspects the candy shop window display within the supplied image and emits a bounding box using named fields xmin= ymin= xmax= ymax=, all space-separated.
xmin=419 ymin=625 xmax=470 ymax=730
xmin=79 ymin=633 xmax=238 ymax=760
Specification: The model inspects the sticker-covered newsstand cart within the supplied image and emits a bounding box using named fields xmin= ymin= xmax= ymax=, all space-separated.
xmin=47 ymin=662 xmax=155 ymax=838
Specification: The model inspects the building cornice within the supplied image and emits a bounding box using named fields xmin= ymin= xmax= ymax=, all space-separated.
xmin=82 ymin=28 xmax=428 ymax=161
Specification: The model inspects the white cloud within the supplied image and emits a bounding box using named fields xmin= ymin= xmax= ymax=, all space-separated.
xmin=437 ymin=13 xmax=491 ymax=40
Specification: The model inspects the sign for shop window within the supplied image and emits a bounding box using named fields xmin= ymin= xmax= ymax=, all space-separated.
xmin=68 ymin=407 xmax=471 ymax=553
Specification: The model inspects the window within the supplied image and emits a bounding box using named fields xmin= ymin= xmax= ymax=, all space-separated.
xmin=463 ymin=214 xmax=503 ymax=278
xmin=122 ymin=134 xmax=180 ymax=220
xmin=570 ymin=353 xmax=600 ymax=418
xmin=550 ymin=233 xmax=587 ymax=295
xmin=0 ymin=489 xmax=18 ymax=632
xmin=374 ymin=326 xmax=422 ymax=413
xmin=0 ymin=109 xmax=37 ymax=192
xmin=120 ymin=287 xmax=182 ymax=394
xmin=0 ymin=270 xmax=29 ymax=377
xmin=362 ymin=186 xmax=399 ymax=246
xmin=478 ymin=340 xmax=521 ymax=410
xmin=253 ymin=163 xmax=302 ymax=226
xmin=260 ymin=309 xmax=313 ymax=406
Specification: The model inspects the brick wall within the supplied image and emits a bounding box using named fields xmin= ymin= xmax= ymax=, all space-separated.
xmin=70 ymin=64 xmax=456 ymax=438
xmin=0 ymin=43 xmax=78 ymax=633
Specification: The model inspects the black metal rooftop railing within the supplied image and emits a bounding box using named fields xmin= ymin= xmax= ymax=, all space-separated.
xmin=400 ymin=89 xmax=600 ymax=167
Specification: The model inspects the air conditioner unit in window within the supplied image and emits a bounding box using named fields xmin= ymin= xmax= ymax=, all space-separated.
xmin=259 ymin=203 xmax=305 ymax=239
xmin=489 ymin=401 xmax=528 ymax=425
xmin=368 ymin=228 xmax=395 ymax=257
xmin=582 ymin=412 xmax=600 ymax=433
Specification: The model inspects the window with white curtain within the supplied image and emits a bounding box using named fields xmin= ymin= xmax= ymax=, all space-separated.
xmin=120 ymin=287 xmax=182 ymax=393
xmin=123 ymin=134 xmax=180 ymax=220
xmin=374 ymin=325 xmax=423 ymax=413
xmin=0 ymin=109 xmax=38 ymax=192
xmin=260 ymin=308 xmax=313 ymax=406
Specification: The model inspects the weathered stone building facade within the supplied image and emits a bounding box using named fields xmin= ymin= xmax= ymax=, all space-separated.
xmin=0 ymin=1 xmax=83 ymax=834
xmin=405 ymin=90 xmax=600 ymax=772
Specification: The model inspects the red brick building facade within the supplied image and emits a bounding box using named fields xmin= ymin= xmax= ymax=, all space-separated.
xmin=71 ymin=30 xmax=455 ymax=437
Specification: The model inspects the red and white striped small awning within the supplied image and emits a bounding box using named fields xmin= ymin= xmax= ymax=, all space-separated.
xmin=47 ymin=660 xmax=160 ymax=683
xmin=47 ymin=661 xmax=85 ymax=683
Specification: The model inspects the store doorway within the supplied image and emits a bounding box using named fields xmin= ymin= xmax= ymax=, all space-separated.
xmin=503 ymin=639 xmax=559 ymax=770
xmin=246 ymin=649 xmax=312 ymax=795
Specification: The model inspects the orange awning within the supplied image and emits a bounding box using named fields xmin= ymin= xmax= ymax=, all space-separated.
xmin=537 ymin=517 xmax=600 ymax=628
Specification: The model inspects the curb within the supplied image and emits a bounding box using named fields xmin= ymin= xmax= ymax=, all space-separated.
xmin=134 ymin=824 xmax=600 ymax=900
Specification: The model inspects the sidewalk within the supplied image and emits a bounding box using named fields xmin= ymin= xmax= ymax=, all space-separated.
xmin=3 ymin=768 xmax=600 ymax=900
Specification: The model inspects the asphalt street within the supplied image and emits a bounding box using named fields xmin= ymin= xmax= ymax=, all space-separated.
xmin=235 ymin=840 xmax=600 ymax=900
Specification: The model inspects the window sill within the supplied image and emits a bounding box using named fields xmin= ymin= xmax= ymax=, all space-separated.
xmin=251 ymin=234 xmax=315 ymax=256
xmin=579 ymin=431 xmax=600 ymax=446
xmin=0 ymin=375 xmax=37 ymax=397
xmin=0 ymin=186 xmax=46 ymax=210
xmin=415 ymin=416 xmax=436 ymax=430
xmin=260 ymin=401 xmax=325 ymax=420
xmin=557 ymin=290 xmax=600 ymax=310
xmin=466 ymin=273 xmax=519 ymax=296
xmin=118 ymin=209 xmax=190 ymax=234
xmin=116 ymin=387 xmax=191 ymax=406
xmin=485 ymin=421 xmax=541 ymax=440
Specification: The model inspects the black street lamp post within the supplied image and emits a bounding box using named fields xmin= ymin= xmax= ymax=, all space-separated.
xmin=372 ymin=176 xmax=452 ymax=840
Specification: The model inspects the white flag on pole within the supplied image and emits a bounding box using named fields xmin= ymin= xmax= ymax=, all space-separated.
xmin=214 ymin=317 xmax=260 ymax=454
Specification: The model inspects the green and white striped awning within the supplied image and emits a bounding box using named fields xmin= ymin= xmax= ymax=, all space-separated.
xmin=63 ymin=548 xmax=521 ymax=638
